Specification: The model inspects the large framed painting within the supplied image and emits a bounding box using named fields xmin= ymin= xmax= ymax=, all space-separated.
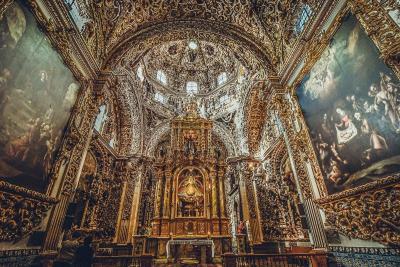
xmin=0 ymin=1 xmax=79 ymax=193
xmin=297 ymin=13 xmax=400 ymax=195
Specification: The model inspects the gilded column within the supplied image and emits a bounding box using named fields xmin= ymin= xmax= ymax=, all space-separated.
xmin=115 ymin=159 xmax=136 ymax=243
xmin=162 ymin=165 xmax=173 ymax=218
xmin=238 ymin=161 xmax=251 ymax=223
xmin=252 ymin=171 xmax=264 ymax=243
xmin=127 ymin=161 xmax=144 ymax=242
xmin=114 ymin=180 xmax=128 ymax=243
xmin=271 ymin=79 xmax=328 ymax=248
xmin=242 ymin=161 xmax=261 ymax=244
xmin=210 ymin=166 xmax=218 ymax=218
xmin=153 ymin=167 xmax=164 ymax=218
xmin=43 ymin=80 xmax=101 ymax=251
xmin=217 ymin=163 xmax=227 ymax=217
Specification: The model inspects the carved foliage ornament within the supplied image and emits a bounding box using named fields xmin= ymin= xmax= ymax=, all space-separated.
xmin=245 ymin=81 xmax=267 ymax=156
xmin=0 ymin=181 xmax=57 ymax=241
xmin=318 ymin=177 xmax=400 ymax=246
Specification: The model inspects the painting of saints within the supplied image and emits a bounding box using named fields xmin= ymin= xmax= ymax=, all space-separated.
xmin=0 ymin=1 xmax=79 ymax=192
xmin=297 ymin=14 xmax=400 ymax=194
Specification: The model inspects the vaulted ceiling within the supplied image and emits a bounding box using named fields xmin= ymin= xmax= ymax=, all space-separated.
xmin=65 ymin=0 xmax=323 ymax=156
xmin=77 ymin=0 xmax=322 ymax=68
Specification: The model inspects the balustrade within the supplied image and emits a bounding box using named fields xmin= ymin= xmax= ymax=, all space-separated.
xmin=222 ymin=252 xmax=327 ymax=267
xmin=93 ymin=255 xmax=153 ymax=267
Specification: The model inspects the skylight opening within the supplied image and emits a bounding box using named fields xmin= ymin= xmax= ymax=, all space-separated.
xmin=186 ymin=81 xmax=198 ymax=95
xmin=156 ymin=70 xmax=167 ymax=85
xmin=217 ymin=72 xmax=227 ymax=86
xmin=295 ymin=4 xmax=312 ymax=35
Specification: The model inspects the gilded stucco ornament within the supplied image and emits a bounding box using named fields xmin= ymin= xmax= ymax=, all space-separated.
xmin=244 ymin=81 xmax=268 ymax=155
xmin=0 ymin=181 xmax=57 ymax=241
xmin=0 ymin=0 xmax=13 ymax=18
xmin=317 ymin=177 xmax=400 ymax=246
xmin=3 ymin=0 xmax=399 ymax=248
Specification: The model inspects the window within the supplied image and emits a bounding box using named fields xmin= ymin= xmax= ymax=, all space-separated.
xmin=156 ymin=70 xmax=167 ymax=85
xmin=109 ymin=133 xmax=116 ymax=148
xmin=217 ymin=72 xmax=227 ymax=86
xmin=137 ymin=66 xmax=144 ymax=82
xmin=186 ymin=81 xmax=198 ymax=95
xmin=188 ymin=40 xmax=198 ymax=50
xmin=219 ymin=94 xmax=229 ymax=104
xmin=94 ymin=104 xmax=107 ymax=132
xmin=295 ymin=4 xmax=312 ymax=34
xmin=64 ymin=0 xmax=89 ymax=32
xmin=155 ymin=92 xmax=165 ymax=103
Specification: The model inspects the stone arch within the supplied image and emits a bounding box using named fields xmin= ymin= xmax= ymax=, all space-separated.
xmin=104 ymin=73 xmax=143 ymax=155
xmin=104 ymin=21 xmax=276 ymax=75
xmin=269 ymin=140 xmax=287 ymax=178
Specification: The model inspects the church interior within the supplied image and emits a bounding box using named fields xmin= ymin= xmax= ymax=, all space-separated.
xmin=0 ymin=0 xmax=400 ymax=266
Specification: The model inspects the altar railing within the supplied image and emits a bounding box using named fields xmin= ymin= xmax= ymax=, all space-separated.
xmin=92 ymin=255 xmax=153 ymax=267
xmin=0 ymin=249 xmax=42 ymax=267
xmin=327 ymin=246 xmax=400 ymax=267
xmin=222 ymin=251 xmax=327 ymax=267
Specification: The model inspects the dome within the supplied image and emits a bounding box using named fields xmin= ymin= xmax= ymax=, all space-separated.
xmin=142 ymin=40 xmax=245 ymax=96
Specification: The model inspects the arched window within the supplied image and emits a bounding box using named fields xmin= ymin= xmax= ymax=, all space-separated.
xmin=155 ymin=92 xmax=165 ymax=103
xmin=109 ymin=132 xmax=117 ymax=148
xmin=94 ymin=104 xmax=107 ymax=132
xmin=137 ymin=66 xmax=144 ymax=82
xmin=186 ymin=81 xmax=198 ymax=95
xmin=217 ymin=72 xmax=227 ymax=86
xmin=156 ymin=70 xmax=167 ymax=85
xmin=295 ymin=4 xmax=312 ymax=34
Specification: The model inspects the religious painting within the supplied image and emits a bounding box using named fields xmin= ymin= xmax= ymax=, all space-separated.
xmin=0 ymin=1 xmax=79 ymax=192
xmin=297 ymin=14 xmax=400 ymax=195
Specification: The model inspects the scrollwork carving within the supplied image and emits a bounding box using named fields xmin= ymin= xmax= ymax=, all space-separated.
xmin=318 ymin=178 xmax=400 ymax=246
xmin=0 ymin=181 xmax=57 ymax=241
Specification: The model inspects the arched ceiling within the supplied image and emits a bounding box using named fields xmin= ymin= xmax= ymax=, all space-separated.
xmin=79 ymin=0 xmax=323 ymax=70
xmin=69 ymin=0 xmax=323 ymax=157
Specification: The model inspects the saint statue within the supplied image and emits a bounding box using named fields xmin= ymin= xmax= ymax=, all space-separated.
xmin=177 ymin=172 xmax=204 ymax=217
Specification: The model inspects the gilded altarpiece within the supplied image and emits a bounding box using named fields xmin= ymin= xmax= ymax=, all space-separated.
xmin=149 ymin=107 xmax=230 ymax=263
